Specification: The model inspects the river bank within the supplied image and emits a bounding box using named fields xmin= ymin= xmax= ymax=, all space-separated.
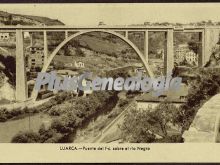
xmin=0 ymin=112 xmax=53 ymax=142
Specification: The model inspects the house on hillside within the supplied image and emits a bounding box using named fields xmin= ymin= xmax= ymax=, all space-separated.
xmin=175 ymin=44 xmax=189 ymax=63
xmin=26 ymin=46 xmax=44 ymax=70
xmin=74 ymin=61 xmax=85 ymax=68
xmin=174 ymin=44 xmax=198 ymax=66
xmin=136 ymin=84 xmax=188 ymax=111
xmin=185 ymin=50 xmax=198 ymax=66
xmin=57 ymin=69 xmax=78 ymax=77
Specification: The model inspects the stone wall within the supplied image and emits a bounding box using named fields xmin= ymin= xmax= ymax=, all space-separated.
xmin=183 ymin=94 xmax=220 ymax=142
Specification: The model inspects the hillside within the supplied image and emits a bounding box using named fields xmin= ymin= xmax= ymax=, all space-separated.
xmin=0 ymin=11 xmax=64 ymax=26
xmin=0 ymin=11 xmax=64 ymax=103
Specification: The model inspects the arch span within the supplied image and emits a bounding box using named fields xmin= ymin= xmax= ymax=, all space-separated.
xmin=31 ymin=30 xmax=154 ymax=100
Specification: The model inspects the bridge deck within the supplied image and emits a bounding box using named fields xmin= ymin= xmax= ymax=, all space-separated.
xmin=0 ymin=25 xmax=212 ymax=32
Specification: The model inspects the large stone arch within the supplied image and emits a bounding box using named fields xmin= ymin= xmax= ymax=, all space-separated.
xmin=31 ymin=30 xmax=154 ymax=100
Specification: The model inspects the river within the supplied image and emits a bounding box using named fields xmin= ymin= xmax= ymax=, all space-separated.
xmin=0 ymin=113 xmax=52 ymax=143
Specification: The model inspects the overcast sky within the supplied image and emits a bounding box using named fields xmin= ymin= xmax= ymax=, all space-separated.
xmin=1 ymin=3 xmax=220 ymax=26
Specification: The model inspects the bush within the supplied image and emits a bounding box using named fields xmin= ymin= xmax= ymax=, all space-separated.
xmin=118 ymin=99 xmax=129 ymax=108
xmin=11 ymin=131 xmax=41 ymax=143
xmin=155 ymin=135 xmax=183 ymax=143
xmin=48 ymin=106 xmax=63 ymax=116
xmin=43 ymin=132 xmax=63 ymax=143
xmin=120 ymin=107 xmax=157 ymax=143
xmin=0 ymin=109 xmax=7 ymax=122
xmin=0 ymin=107 xmax=27 ymax=122
xmin=51 ymin=116 xmax=75 ymax=134
xmin=10 ymin=107 xmax=24 ymax=116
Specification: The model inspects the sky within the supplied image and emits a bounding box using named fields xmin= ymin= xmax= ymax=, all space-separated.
xmin=1 ymin=3 xmax=220 ymax=26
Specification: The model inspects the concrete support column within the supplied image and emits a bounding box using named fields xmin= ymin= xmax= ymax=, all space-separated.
xmin=164 ymin=29 xmax=174 ymax=75
xmin=30 ymin=32 xmax=33 ymax=46
xmin=16 ymin=29 xmax=27 ymax=102
xmin=125 ymin=31 xmax=128 ymax=39
xmin=65 ymin=30 xmax=68 ymax=39
xmin=198 ymin=31 xmax=205 ymax=67
xmin=43 ymin=30 xmax=48 ymax=64
xmin=144 ymin=30 xmax=148 ymax=63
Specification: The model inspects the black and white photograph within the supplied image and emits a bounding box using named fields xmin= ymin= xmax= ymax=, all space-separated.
xmin=0 ymin=3 xmax=220 ymax=146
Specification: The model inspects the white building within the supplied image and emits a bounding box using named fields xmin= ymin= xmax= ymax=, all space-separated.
xmin=24 ymin=32 xmax=30 ymax=39
xmin=185 ymin=50 xmax=198 ymax=65
xmin=156 ymin=48 xmax=164 ymax=60
xmin=136 ymin=84 xmax=188 ymax=111
xmin=175 ymin=44 xmax=189 ymax=63
xmin=175 ymin=44 xmax=198 ymax=66
xmin=74 ymin=61 xmax=85 ymax=68
xmin=26 ymin=46 xmax=44 ymax=69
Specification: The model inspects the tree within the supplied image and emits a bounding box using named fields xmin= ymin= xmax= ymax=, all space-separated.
xmin=54 ymin=61 xmax=64 ymax=70
xmin=207 ymin=20 xmax=214 ymax=26
xmin=51 ymin=115 xmax=75 ymax=134
xmin=8 ymin=15 xmax=13 ymax=25
xmin=120 ymin=107 xmax=156 ymax=143
xmin=75 ymin=48 xmax=85 ymax=57
xmin=11 ymin=131 xmax=41 ymax=143
xmin=150 ymin=102 xmax=179 ymax=136
xmin=39 ymin=124 xmax=46 ymax=135
xmin=188 ymin=36 xmax=199 ymax=54
xmin=35 ymin=66 xmax=41 ymax=72
xmin=63 ymin=44 xmax=72 ymax=56
xmin=120 ymin=102 xmax=180 ymax=143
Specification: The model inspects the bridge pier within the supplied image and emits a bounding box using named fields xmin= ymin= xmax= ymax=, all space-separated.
xmin=144 ymin=30 xmax=148 ymax=63
xmin=16 ymin=30 xmax=28 ymax=102
xmin=203 ymin=28 xmax=220 ymax=66
xmin=65 ymin=30 xmax=68 ymax=39
xmin=198 ymin=31 xmax=205 ymax=67
xmin=43 ymin=30 xmax=48 ymax=64
xmin=164 ymin=29 xmax=174 ymax=75
xmin=125 ymin=31 xmax=128 ymax=39
xmin=30 ymin=32 xmax=33 ymax=46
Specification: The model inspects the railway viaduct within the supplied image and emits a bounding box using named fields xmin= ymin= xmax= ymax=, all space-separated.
xmin=0 ymin=25 xmax=219 ymax=102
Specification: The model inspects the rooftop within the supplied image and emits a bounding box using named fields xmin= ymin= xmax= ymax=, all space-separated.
xmin=57 ymin=69 xmax=78 ymax=76
xmin=26 ymin=45 xmax=44 ymax=49
xmin=136 ymin=84 xmax=188 ymax=103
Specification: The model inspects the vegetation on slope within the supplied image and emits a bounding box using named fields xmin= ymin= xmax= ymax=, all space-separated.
xmin=0 ymin=54 xmax=15 ymax=86
xmin=11 ymin=91 xmax=119 ymax=143
xmin=120 ymin=68 xmax=220 ymax=143
xmin=120 ymin=102 xmax=183 ymax=143
xmin=175 ymin=68 xmax=220 ymax=132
